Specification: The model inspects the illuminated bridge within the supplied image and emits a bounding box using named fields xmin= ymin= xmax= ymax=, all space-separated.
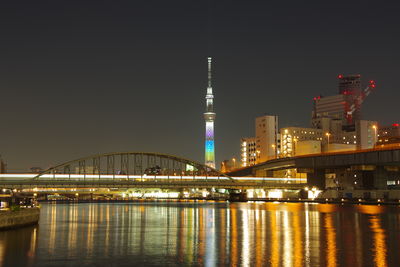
xmin=228 ymin=147 xmax=400 ymax=190
xmin=0 ymin=152 xmax=306 ymax=191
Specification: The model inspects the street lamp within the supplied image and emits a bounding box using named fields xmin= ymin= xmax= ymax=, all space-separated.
xmin=372 ymin=125 xmax=377 ymax=145
xmin=325 ymin=132 xmax=331 ymax=152
xmin=232 ymin=158 xmax=236 ymax=169
xmin=271 ymin=144 xmax=276 ymax=159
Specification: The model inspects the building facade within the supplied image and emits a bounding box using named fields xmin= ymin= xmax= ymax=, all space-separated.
xmin=312 ymin=74 xmax=374 ymax=130
xmin=280 ymin=127 xmax=323 ymax=157
xmin=377 ymin=124 xmax=400 ymax=146
xmin=240 ymin=137 xmax=257 ymax=167
xmin=255 ymin=115 xmax=278 ymax=163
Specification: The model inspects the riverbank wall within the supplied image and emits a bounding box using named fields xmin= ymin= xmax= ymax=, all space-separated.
xmin=0 ymin=208 xmax=40 ymax=230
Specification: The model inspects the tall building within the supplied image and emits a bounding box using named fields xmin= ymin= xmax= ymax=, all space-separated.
xmin=204 ymin=57 xmax=216 ymax=168
xmin=338 ymin=74 xmax=361 ymax=94
xmin=255 ymin=115 xmax=278 ymax=163
xmin=240 ymin=137 xmax=257 ymax=167
xmin=312 ymin=74 xmax=375 ymax=130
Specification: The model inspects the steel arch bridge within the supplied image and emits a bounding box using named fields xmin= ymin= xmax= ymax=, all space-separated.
xmin=34 ymin=152 xmax=232 ymax=181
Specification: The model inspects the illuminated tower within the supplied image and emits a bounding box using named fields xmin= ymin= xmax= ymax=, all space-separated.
xmin=204 ymin=57 xmax=216 ymax=168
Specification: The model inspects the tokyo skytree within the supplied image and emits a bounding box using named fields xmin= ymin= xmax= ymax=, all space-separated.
xmin=204 ymin=57 xmax=216 ymax=168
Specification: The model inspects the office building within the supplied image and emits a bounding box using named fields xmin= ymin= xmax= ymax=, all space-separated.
xmin=255 ymin=115 xmax=278 ymax=162
xmin=240 ymin=137 xmax=257 ymax=167
xmin=312 ymin=75 xmax=375 ymax=130
xmin=280 ymin=127 xmax=323 ymax=157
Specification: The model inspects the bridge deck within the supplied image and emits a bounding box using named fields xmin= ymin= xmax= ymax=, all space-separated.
xmin=0 ymin=174 xmax=306 ymax=189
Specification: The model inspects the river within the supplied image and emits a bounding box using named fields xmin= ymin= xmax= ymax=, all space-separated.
xmin=0 ymin=202 xmax=399 ymax=266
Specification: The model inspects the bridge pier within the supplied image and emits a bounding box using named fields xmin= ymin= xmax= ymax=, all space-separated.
xmin=307 ymin=169 xmax=325 ymax=189
xmin=228 ymin=189 xmax=247 ymax=202
xmin=373 ymin=166 xmax=387 ymax=189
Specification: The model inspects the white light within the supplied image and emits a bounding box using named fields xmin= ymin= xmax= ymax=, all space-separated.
xmin=268 ymin=190 xmax=282 ymax=199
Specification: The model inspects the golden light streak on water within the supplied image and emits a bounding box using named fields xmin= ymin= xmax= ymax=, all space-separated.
xmin=186 ymin=208 xmax=194 ymax=265
xmin=197 ymin=207 xmax=205 ymax=264
xmin=219 ymin=208 xmax=227 ymax=264
xmin=27 ymin=226 xmax=37 ymax=262
xmin=304 ymin=206 xmax=311 ymax=267
xmin=282 ymin=210 xmax=293 ymax=267
xmin=324 ymin=213 xmax=337 ymax=267
xmin=356 ymin=205 xmax=385 ymax=214
xmin=292 ymin=208 xmax=303 ymax=267
xmin=104 ymin=204 xmax=110 ymax=254
xmin=369 ymin=215 xmax=387 ymax=267
xmin=178 ymin=209 xmax=186 ymax=263
xmin=241 ymin=208 xmax=250 ymax=267
xmin=255 ymin=208 xmax=263 ymax=267
xmin=230 ymin=206 xmax=238 ymax=267
xmin=267 ymin=203 xmax=279 ymax=267
xmin=67 ymin=205 xmax=78 ymax=257
xmin=48 ymin=204 xmax=57 ymax=254
xmin=86 ymin=204 xmax=94 ymax=255
xmin=0 ymin=239 xmax=4 ymax=267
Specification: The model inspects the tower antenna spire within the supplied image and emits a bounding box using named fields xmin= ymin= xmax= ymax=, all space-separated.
xmin=208 ymin=57 xmax=212 ymax=88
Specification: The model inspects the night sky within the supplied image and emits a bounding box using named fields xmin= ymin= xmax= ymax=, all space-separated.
xmin=1 ymin=0 xmax=399 ymax=171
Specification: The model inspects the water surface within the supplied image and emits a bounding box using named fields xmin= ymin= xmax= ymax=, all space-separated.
xmin=0 ymin=202 xmax=399 ymax=266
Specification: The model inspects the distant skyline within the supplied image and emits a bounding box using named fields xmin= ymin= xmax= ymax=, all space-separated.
xmin=1 ymin=1 xmax=400 ymax=171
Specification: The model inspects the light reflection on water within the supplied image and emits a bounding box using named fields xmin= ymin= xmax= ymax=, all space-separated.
xmin=0 ymin=202 xmax=399 ymax=266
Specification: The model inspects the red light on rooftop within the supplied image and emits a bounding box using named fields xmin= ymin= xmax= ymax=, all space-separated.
xmin=370 ymin=80 xmax=375 ymax=84
xmin=393 ymin=123 xmax=400 ymax=127
xmin=338 ymin=74 xmax=343 ymax=79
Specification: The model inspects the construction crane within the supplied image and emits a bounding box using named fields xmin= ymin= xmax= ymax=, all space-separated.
xmin=345 ymin=80 xmax=376 ymax=124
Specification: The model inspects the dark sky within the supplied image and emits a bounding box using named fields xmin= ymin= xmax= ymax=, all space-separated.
xmin=1 ymin=0 xmax=399 ymax=171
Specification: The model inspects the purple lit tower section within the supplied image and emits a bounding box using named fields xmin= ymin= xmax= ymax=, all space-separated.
xmin=204 ymin=57 xmax=216 ymax=168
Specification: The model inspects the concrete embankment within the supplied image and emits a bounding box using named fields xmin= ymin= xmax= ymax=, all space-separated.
xmin=0 ymin=208 xmax=40 ymax=230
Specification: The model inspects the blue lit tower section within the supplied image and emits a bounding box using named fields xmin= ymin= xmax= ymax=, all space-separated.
xmin=204 ymin=57 xmax=216 ymax=169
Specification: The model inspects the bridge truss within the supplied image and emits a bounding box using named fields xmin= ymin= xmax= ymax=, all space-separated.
xmin=34 ymin=152 xmax=232 ymax=181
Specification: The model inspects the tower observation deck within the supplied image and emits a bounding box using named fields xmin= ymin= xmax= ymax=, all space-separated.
xmin=204 ymin=57 xmax=216 ymax=168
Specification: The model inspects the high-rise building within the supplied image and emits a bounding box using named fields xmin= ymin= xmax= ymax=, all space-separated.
xmin=204 ymin=57 xmax=216 ymax=169
xmin=240 ymin=137 xmax=257 ymax=167
xmin=255 ymin=115 xmax=278 ymax=163
xmin=312 ymin=75 xmax=375 ymax=130
xmin=338 ymin=74 xmax=361 ymax=94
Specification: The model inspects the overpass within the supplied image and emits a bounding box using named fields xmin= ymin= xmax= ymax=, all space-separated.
xmin=228 ymin=147 xmax=400 ymax=190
